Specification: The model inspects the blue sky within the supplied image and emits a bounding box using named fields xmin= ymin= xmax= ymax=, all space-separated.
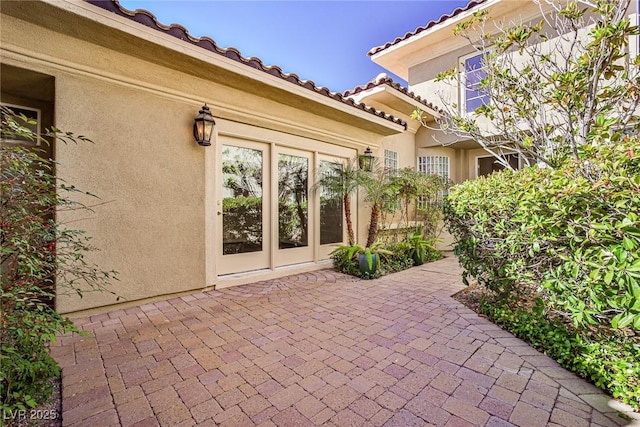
xmin=119 ymin=1 xmax=470 ymax=93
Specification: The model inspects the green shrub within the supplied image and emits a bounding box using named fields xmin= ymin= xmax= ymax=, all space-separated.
xmin=378 ymin=168 xmax=447 ymax=243
xmin=446 ymin=135 xmax=639 ymax=409
xmin=481 ymin=299 xmax=640 ymax=410
xmin=378 ymin=243 xmax=414 ymax=275
xmin=446 ymin=136 xmax=640 ymax=332
xmin=330 ymin=243 xmax=391 ymax=279
xmin=330 ymin=246 xmax=373 ymax=278
xmin=330 ymin=240 xmax=442 ymax=279
xmin=1 ymin=106 xmax=118 ymax=414
xmin=1 ymin=304 xmax=76 ymax=413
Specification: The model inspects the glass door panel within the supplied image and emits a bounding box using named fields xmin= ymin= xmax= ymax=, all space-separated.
xmin=319 ymin=160 xmax=344 ymax=245
xmin=275 ymin=149 xmax=313 ymax=266
xmin=223 ymin=145 xmax=263 ymax=254
xmin=317 ymin=157 xmax=348 ymax=259
xmin=278 ymin=153 xmax=309 ymax=249
xmin=218 ymin=140 xmax=270 ymax=275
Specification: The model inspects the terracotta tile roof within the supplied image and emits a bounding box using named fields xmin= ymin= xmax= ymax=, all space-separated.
xmin=343 ymin=73 xmax=444 ymax=115
xmin=86 ymin=0 xmax=406 ymax=129
xmin=368 ymin=0 xmax=487 ymax=57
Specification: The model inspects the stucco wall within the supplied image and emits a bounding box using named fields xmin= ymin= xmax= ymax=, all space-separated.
xmin=409 ymin=44 xmax=472 ymax=111
xmin=53 ymin=77 xmax=206 ymax=312
xmin=379 ymin=130 xmax=416 ymax=169
xmin=1 ymin=7 xmax=396 ymax=313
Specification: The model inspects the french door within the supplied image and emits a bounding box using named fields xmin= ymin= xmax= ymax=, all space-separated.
xmin=217 ymin=137 xmax=350 ymax=275
xmin=217 ymin=138 xmax=270 ymax=275
xmin=274 ymin=148 xmax=313 ymax=266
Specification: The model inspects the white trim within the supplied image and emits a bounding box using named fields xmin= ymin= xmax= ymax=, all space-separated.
xmin=205 ymin=126 xmax=217 ymax=287
xmin=630 ymin=12 xmax=639 ymax=62
xmin=0 ymin=103 xmax=41 ymax=146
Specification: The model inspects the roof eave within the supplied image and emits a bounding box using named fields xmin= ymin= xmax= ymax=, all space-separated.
xmin=350 ymin=85 xmax=441 ymax=120
xmin=46 ymin=0 xmax=406 ymax=133
xmin=370 ymin=0 xmax=500 ymax=79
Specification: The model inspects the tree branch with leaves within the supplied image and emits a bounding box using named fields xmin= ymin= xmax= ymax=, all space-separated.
xmin=413 ymin=0 xmax=640 ymax=169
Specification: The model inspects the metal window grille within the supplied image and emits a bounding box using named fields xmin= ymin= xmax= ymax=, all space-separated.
xmin=417 ymin=156 xmax=449 ymax=209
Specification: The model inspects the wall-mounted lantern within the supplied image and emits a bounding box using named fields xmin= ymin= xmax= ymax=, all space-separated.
xmin=193 ymin=104 xmax=215 ymax=146
xmin=358 ymin=146 xmax=374 ymax=171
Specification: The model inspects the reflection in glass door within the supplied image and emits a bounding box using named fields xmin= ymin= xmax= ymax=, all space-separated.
xmin=219 ymin=142 xmax=269 ymax=275
xmin=278 ymin=154 xmax=309 ymax=249
xmin=319 ymin=161 xmax=344 ymax=245
xmin=275 ymin=150 xmax=313 ymax=267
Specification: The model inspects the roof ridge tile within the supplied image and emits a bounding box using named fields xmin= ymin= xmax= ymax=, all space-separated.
xmin=368 ymin=0 xmax=487 ymax=57
xmin=85 ymin=0 xmax=406 ymax=129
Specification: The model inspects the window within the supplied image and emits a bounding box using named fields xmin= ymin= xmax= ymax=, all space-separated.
xmin=417 ymin=156 xmax=449 ymax=210
xmin=418 ymin=155 xmax=449 ymax=182
xmin=462 ymin=52 xmax=490 ymax=113
xmin=384 ymin=149 xmax=399 ymax=172
xmin=477 ymin=154 xmax=519 ymax=177
xmin=1 ymin=103 xmax=40 ymax=146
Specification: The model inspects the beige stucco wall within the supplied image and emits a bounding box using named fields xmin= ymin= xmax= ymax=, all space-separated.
xmin=409 ymin=44 xmax=472 ymax=111
xmin=1 ymin=5 xmax=400 ymax=313
xmin=52 ymin=76 xmax=206 ymax=312
xmin=352 ymin=130 xmax=416 ymax=244
xmin=379 ymin=130 xmax=416 ymax=169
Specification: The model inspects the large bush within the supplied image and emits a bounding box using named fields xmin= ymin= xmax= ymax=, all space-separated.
xmin=1 ymin=106 xmax=118 ymax=415
xmin=445 ymin=136 xmax=640 ymax=408
xmin=447 ymin=136 xmax=640 ymax=331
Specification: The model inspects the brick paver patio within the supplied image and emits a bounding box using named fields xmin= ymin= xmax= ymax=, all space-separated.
xmin=52 ymin=256 xmax=640 ymax=426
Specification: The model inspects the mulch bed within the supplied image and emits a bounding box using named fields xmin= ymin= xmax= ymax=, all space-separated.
xmin=451 ymin=280 xmax=486 ymax=314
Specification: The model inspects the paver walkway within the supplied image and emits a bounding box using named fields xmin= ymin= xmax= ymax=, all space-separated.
xmin=52 ymin=256 xmax=640 ymax=426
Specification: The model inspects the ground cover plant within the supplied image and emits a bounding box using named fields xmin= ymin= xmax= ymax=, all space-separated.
xmin=0 ymin=106 xmax=118 ymax=417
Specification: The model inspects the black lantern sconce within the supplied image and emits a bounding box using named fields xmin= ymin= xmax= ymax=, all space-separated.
xmin=358 ymin=146 xmax=374 ymax=171
xmin=193 ymin=104 xmax=216 ymax=146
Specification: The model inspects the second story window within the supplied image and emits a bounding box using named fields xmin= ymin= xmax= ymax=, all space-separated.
xmin=462 ymin=52 xmax=490 ymax=113
xmin=384 ymin=149 xmax=399 ymax=172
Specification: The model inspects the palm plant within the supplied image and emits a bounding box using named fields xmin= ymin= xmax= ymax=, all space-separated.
xmin=315 ymin=158 xmax=359 ymax=246
xmin=406 ymin=225 xmax=439 ymax=265
xmin=357 ymin=161 xmax=394 ymax=247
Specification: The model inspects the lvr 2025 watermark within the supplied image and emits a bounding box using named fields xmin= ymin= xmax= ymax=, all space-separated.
xmin=3 ymin=409 xmax=58 ymax=421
